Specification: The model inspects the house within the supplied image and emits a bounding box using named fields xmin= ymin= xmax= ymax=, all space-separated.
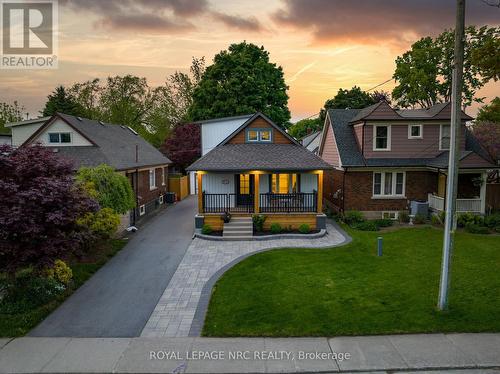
xmin=6 ymin=113 xmax=172 ymax=226
xmin=0 ymin=133 xmax=11 ymax=145
xmin=318 ymin=101 xmax=498 ymax=219
xmin=301 ymin=130 xmax=321 ymax=154
xmin=186 ymin=112 xmax=332 ymax=235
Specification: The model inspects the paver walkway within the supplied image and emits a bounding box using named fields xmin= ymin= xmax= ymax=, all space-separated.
xmin=141 ymin=222 xmax=349 ymax=337
xmin=29 ymin=197 xmax=197 ymax=337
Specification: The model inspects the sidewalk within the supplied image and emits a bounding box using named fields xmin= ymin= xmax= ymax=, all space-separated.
xmin=0 ymin=333 xmax=499 ymax=373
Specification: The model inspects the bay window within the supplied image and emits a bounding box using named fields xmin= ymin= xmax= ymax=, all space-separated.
xmin=373 ymin=172 xmax=405 ymax=197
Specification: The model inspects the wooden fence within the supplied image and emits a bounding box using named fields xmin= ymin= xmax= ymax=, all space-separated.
xmin=486 ymin=184 xmax=500 ymax=212
xmin=168 ymin=175 xmax=189 ymax=201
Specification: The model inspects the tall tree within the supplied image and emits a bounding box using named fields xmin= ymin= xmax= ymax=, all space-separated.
xmin=472 ymin=122 xmax=500 ymax=161
xmin=0 ymin=145 xmax=97 ymax=277
xmin=0 ymin=101 xmax=25 ymax=135
xmin=392 ymin=26 xmax=499 ymax=108
xmin=471 ymin=27 xmax=500 ymax=82
xmin=69 ymin=79 xmax=102 ymax=120
xmin=42 ymin=85 xmax=83 ymax=117
xmin=320 ymin=86 xmax=377 ymax=121
xmin=188 ymin=42 xmax=291 ymax=128
xmin=288 ymin=118 xmax=322 ymax=140
xmin=476 ymin=97 xmax=500 ymax=123
xmin=160 ymin=123 xmax=201 ymax=173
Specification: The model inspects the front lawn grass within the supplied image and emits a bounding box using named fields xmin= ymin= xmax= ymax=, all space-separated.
xmin=203 ymin=227 xmax=500 ymax=336
xmin=0 ymin=239 xmax=127 ymax=337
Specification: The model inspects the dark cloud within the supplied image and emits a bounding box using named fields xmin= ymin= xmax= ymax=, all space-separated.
xmin=61 ymin=0 xmax=207 ymax=33
xmin=273 ymin=0 xmax=500 ymax=43
xmin=211 ymin=11 xmax=264 ymax=32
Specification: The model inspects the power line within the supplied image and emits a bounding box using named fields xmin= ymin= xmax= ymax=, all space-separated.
xmin=366 ymin=78 xmax=393 ymax=92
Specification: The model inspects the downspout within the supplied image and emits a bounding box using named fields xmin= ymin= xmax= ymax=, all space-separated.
xmin=342 ymin=166 xmax=348 ymax=213
xmin=134 ymin=144 xmax=139 ymax=225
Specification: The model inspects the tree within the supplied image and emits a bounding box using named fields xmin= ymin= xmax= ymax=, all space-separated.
xmin=69 ymin=79 xmax=102 ymax=120
xmin=476 ymin=97 xmax=500 ymax=123
xmin=0 ymin=145 xmax=97 ymax=277
xmin=42 ymin=85 xmax=84 ymax=117
xmin=472 ymin=121 xmax=500 ymax=161
xmin=392 ymin=26 xmax=499 ymax=108
xmin=471 ymin=28 xmax=500 ymax=81
xmin=160 ymin=123 xmax=201 ymax=172
xmin=288 ymin=117 xmax=322 ymax=140
xmin=76 ymin=164 xmax=135 ymax=215
xmin=188 ymin=42 xmax=291 ymax=128
xmin=320 ymin=86 xmax=377 ymax=121
xmin=0 ymin=101 xmax=25 ymax=135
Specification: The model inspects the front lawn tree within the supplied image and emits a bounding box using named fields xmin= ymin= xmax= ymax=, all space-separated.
xmin=0 ymin=145 xmax=98 ymax=277
xmin=188 ymin=42 xmax=291 ymax=128
xmin=76 ymin=164 xmax=135 ymax=215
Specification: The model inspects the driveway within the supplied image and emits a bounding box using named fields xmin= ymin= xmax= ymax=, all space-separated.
xmin=29 ymin=196 xmax=196 ymax=338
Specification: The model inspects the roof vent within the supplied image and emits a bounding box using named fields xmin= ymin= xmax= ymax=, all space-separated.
xmin=77 ymin=117 xmax=82 ymax=121
xmin=98 ymin=121 xmax=105 ymax=126
xmin=127 ymin=126 xmax=138 ymax=135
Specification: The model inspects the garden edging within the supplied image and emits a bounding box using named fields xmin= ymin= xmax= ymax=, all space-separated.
xmin=193 ymin=229 xmax=327 ymax=241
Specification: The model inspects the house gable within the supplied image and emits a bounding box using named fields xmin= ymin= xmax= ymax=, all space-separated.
xmin=220 ymin=113 xmax=298 ymax=146
xmin=319 ymin=115 xmax=342 ymax=167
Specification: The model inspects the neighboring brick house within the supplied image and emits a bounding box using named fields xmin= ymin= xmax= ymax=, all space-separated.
xmin=6 ymin=113 xmax=172 ymax=226
xmin=318 ymin=101 xmax=498 ymax=219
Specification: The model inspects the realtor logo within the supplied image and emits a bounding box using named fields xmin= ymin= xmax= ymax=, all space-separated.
xmin=1 ymin=0 xmax=58 ymax=69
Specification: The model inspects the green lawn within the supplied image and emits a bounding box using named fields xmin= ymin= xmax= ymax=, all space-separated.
xmin=203 ymin=226 xmax=500 ymax=337
xmin=0 ymin=239 xmax=127 ymax=337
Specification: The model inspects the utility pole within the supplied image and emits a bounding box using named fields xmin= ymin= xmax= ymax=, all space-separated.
xmin=438 ymin=0 xmax=466 ymax=311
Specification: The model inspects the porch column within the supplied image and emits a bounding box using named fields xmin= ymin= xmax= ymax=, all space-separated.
xmin=317 ymin=171 xmax=323 ymax=213
xmin=197 ymin=173 xmax=203 ymax=213
xmin=480 ymin=172 xmax=487 ymax=214
xmin=254 ymin=173 xmax=260 ymax=214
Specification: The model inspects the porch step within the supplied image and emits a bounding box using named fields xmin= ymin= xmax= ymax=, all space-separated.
xmin=223 ymin=217 xmax=253 ymax=239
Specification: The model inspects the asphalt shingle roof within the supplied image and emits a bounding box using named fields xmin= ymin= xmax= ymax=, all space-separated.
xmin=301 ymin=131 xmax=320 ymax=148
xmin=186 ymin=143 xmax=332 ymax=172
xmin=52 ymin=113 xmax=171 ymax=170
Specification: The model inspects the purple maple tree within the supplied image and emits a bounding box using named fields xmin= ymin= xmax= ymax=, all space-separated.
xmin=160 ymin=123 xmax=201 ymax=172
xmin=0 ymin=144 xmax=98 ymax=277
xmin=472 ymin=121 xmax=500 ymax=162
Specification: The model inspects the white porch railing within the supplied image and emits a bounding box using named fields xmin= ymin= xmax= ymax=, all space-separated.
xmin=428 ymin=193 xmax=482 ymax=213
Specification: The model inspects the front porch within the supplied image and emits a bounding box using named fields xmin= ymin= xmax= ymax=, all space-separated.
xmin=428 ymin=172 xmax=487 ymax=214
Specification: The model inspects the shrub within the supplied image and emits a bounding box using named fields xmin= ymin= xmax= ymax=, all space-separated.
xmin=484 ymin=213 xmax=500 ymax=228
xmin=457 ymin=212 xmax=484 ymax=228
xmin=77 ymin=208 xmax=120 ymax=239
xmin=413 ymin=214 xmax=427 ymax=224
xmin=201 ymin=224 xmax=212 ymax=235
xmin=353 ymin=221 xmax=379 ymax=231
xmin=399 ymin=211 xmax=410 ymax=223
xmin=431 ymin=214 xmax=442 ymax=226
xmin=252 ymin=214 xmax=266 ymax=232
xmin=465 ymin=223 xmax=490 ymax=234
xmin=438 ymin=211 xmax=446 ymax=223
xmin=494 ymin=226 xmax=500 ymax=233
xmin=1 ymin=275 xmax=65 ymax=314
xmin=270 ymin=223 xmax=282 ymax=234
xmin=343 ymin=210 xmax=364 ymax=226
xmin=44 ymin=259 xmax=73 ymax=286
xmin=298 ymin=224 xmax=311 ymax=234
xmin=373 ymin=219 xmax=393 ymax=228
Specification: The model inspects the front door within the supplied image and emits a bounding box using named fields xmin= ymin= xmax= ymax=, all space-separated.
xmin=235 ymin=174 xmax=254 ymax=206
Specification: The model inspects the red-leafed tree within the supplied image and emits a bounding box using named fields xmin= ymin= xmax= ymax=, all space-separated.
xmin=0 ymin=144 xmax=98 ymax=277
xmin=160 ymin=123 xmax=201 ymax=172
xmin=472 ymin=121 xmax=500 ymax=162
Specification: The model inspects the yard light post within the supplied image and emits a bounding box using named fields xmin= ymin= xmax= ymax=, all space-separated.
xmin=438 ymin=0 xmax=465 ymax=311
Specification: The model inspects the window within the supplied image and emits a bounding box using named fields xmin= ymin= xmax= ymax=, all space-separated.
xmin=149 ymin=169 xmax=156 ymax=190
xmin=440 ymin=125 xmax=450 ymax=150
xmin=271 ymin=174 xmax=298 ymax=193
xmin=373 ymin=172 xmax=405 ymax=197
xmin=382 ymin=211 xmax=398 ymax=220
xmin=374 ymin=125 xmax=390 ymax=150
xmin=246 ymin=128 xmax=272 ymax=143
xmin=408 ymin=124 xmax=422 ymax=139
xmin=48 ymin=132 xmax=71 ymax=144
xmin=239 ymin=174 xmax=250 ymax=194
xmin=139 ymin=205 xmax=146 ymax=216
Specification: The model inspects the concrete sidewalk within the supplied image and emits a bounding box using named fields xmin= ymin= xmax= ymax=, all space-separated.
xmin=0 ymin=333 xmax=499 ymax=373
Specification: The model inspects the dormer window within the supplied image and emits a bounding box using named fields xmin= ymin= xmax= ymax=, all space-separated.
xmin=246 ymin=128 xmax=272 ymax=143
xmin=408 ymin=124 xmax=423 ymax=139
xmin=440 ymin=125 xmax=451 ymax=150
xmin=373 ymin=125 xmax=390 ymax=151
xmin=48 ymin=132 xmax=71 ymax=144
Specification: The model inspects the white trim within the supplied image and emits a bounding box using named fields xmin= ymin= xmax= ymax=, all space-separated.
xmin=408 ymin=124 xmax=423 ymax=139
xmin=439 ymin=124 xmax=450 ymax=151
xmin=382 ymin=211 xmax=399 ymax=220
xmin=159 ymin=195 xmax=164 ymax=205
xmin=373 ymin=125 xmax=391 ymax=151
xmin=480 ymin=172 xmax=487 ymax=214
xmin=139 ymin=205 xmax=146 ymax=216
xmin=48 ymin=132 xmax=72 ymax=144
xmin=372 ymin=171 xmax=406 ymax=198
xmin=161 ymin=168 xmax=166 ymax=186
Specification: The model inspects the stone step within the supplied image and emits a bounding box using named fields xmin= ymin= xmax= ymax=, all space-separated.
xmin=222 ymin=236 xmax=253 ymax=241
xmin=223 ymin=230 xmax=253 ymax=236
xmin=229 ymin=217 xmax=252 ymax=222
xmin=224 ymin=225 xmax=252 ymax=231
xmin=224 ymin=222 xmax=252 ymax=228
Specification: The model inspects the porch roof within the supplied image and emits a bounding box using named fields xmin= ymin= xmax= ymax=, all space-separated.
xmin=186 ymin=143 xmax=333 ymax=172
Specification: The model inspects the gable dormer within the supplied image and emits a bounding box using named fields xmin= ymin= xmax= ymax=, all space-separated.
xmin=221 ymin=113 xmax=297 ymax=146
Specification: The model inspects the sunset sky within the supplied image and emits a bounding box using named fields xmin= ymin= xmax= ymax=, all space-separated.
xmin=1 ymin=0 xmax=499 ymax=122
